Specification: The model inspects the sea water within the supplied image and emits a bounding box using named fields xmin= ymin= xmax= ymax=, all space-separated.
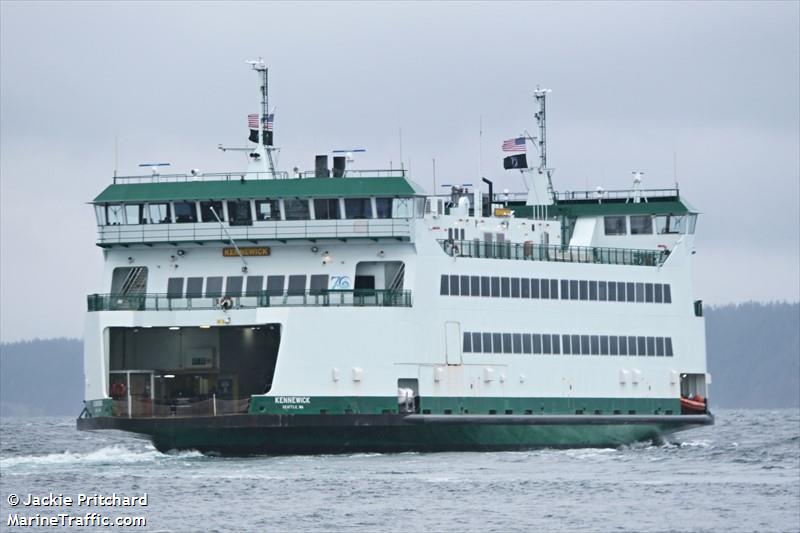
xmin=1 ymin=409 xmax=798 ymax=532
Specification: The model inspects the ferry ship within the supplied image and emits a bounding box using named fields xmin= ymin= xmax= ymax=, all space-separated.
xmin=77 ymin=61 xmax=713 ymax=453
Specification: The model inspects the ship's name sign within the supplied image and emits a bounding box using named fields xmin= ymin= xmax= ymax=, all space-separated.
xmin=222 ymin=247 xmax=270 ymax=257
xmin=274 ymin=396 xmax=311 ymax=410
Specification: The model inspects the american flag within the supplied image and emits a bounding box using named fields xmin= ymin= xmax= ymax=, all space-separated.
xmin=502 ymin=137 xmax=526 ymax=152
xmin=248 ymin=113 xmax=274 ymax=131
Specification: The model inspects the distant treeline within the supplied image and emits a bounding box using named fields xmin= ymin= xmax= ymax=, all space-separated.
xmin=0 ymin=302 xmax=797 ymax=416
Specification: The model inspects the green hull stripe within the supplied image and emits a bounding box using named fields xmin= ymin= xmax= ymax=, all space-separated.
xmin=248 ymin=396 xmax=680 ymax=416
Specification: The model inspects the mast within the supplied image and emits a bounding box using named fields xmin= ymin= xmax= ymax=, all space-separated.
xmin=249 ymin=58 xmax=276 ymax=177
xmin=533 ymin=86 xmax=553 ymax=193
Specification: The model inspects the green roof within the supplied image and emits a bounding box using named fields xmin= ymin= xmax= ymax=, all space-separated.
xmin=93 ymin=177 xmax=421 ymax=203
xmin=549 ymin=198 xmax=692 ymax=217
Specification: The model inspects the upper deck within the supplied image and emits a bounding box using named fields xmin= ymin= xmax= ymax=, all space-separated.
xmin=93 ymin=170 xmax=425 ymax=247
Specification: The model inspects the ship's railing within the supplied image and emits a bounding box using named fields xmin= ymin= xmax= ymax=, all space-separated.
xmin=111 ymin=397 xmax=251 ymax=418
xmin=298 ymin=168 xmax=407 ymax=179
xmin=97 ymin=218 xmax=412 ymax=245
xmin=553 ymin=188 xmax=679 ymax=203
xmin=439 ymin=239 xmax=668 ymax=267
xmin=112 ymin=168 xmax=406 ymax=184
xmin=113 ymin=171 xmax=290 ymax=184
xmin=87 ymin=289 xmax=413 ymax=312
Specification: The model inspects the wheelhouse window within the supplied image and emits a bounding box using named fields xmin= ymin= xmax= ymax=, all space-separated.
xmin=604 ymin=216 xmax=627 ymax=235
xmin=345 ymin=198 xmax=372 ymax=219
xmin=655 ymin=214 xmax=687 ymax=234
xmin=106 ymin=204 xmax=125 ymax=225
xmin=227 ymin=200 xmax=252 ymax=226
xmin=245 ymin=276 xmax=264 ymax=297
xmin=186 ymin=277 xmax=203 ymax=298
xmin=283 ymin=199 xmax=310 ymax=221
xmin=375 ymin=198 xmax=393 ymax=219
xmin=174 ymin=201 xmax=198 ymax=223
xmin=255 ymin=199 xmax=280 ymax=221
xmin=314 ymin=199 xmax=340 ymax=220
xmin=94 ymin=205 xmax=107 ymax=226
xmin=225 ymin=276 xmax=244 ymax=297
xmin=147 ymin=203 xmax=171 ymax=224
xmin=124 ymin=204 xmax=144 ymax=225
xmin=200 ymin=201 xmax=224 ymax=223
xmin=167 ymin=277 xmax=184 ymax=298
xmin=629 ymin=215 xmax=652 ymax=235
xmin=206 ymin=276 xmax=223 ymax=297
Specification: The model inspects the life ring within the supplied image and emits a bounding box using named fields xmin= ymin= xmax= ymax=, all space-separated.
xmin=451 ymin=245 xmax=460 ymax=256
xmin=217 ymin=296 xmax=233 ymax=310
xmin=111 ymin=382 xmax=126 ymax=398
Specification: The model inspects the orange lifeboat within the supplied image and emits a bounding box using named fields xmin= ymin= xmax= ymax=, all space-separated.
xmin=680 ymin=394 xmax=706 ymax=414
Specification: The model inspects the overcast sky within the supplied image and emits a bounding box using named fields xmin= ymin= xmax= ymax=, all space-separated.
xmin=1 ymin=1 xmax=798 ymax=341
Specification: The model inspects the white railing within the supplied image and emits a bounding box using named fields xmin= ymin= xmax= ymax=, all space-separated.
xmin=112 ymin=168 xmax=407 ymax=184
xmin=97 ymin=218 xmax=413 ymax=244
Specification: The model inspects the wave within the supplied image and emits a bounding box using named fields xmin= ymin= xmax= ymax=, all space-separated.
xmin=0 ymin=445 xmax=203 ymax=469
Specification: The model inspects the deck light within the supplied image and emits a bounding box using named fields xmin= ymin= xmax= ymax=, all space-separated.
xmin=169 ymin=326 xmax=180 ymax=331
xmin=199 ymin=325 xmax=211 ymax=329
xmin=163 ymin=374 xmax=176 ymax=379
xmin=322 ymin=251 xmax=332 ymax=264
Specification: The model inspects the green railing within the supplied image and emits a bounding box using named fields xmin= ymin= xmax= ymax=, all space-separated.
xmin=439 ymin=239 xmax=668 ymax=267
xmin=87 ymin=289 xmax=412 ymax=312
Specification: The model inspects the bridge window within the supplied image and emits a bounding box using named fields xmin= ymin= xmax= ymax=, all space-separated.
xmin=147 ymin=203 xmax=171 ymax=224
xmin=665 ymin=338 xmax=674 ymax=356
xmin=550 ymin=279 xmax=559 ymax=299
xmin=604 ymin=216 xmax=627 ymax=235
xmin=656 ymin=337 xmax=665 ymax=356
xmin=490 ymin=277 xmax=500 ymax=297
xmin=460 ymin=275 xmax=470 ymax=295
xmin=174 ymin=201 xmax=198 ymax=223
xmin=589 ymin=281 xmax=598 ymax=300
xmin=439 ymin=275 xmax=449 ymax=295
xmin=654 ymin=283 xmax=663 ymax=303
xmin=542 ymin=334 xmax=551 ymax=354
xmin=314 ymin=199 xmax=340 ymax=220
xmin=637 ymin=336 xmax=647 ymax=355
xmin=664 ymin=284 xmax=672 ymax=303
xmin=590 ymin=335 xmax=599 ymax=355
xmin=570 ymin=280 xmax=579 ymax=300
xmin=579 ymin=280 xmax=588 ymax=300
xmin=94 ymin=205 xmax=107 ymax=226
xmin=345 ymin=198 xmax=372 ymax=219
xmin=200 ymin=201 xmax=224 ymax=223
xmin=645 ymin=283 xmax=654 ymax=302
xmin=511 ymin=278 xmax=520 ymax=298
xmin=600 ymin=335 xmax=609 ymax=355
xmin=646 ymin=336 xmax=656 ymax=356
xmin=501 ymin=277 xmax=510 ymax=297
xmin=608 ymin=281 xmax=617 ymax=301
xmin=540 ymin=279 xmax=550 ymax=299
xmin=375 ymin=198 xmax=393 ymax=219
xmin=482 ymin=332 xmax=492 ymax=353
xmin=609 ymin=336 xmax=618 ymax=355
xmin=255 ymin=199 xmax=280 ymax=221
xmin=531 ymin=278 xmax=540 ymax=298
xmin=284 ymin=199 xmax=310 ymax=221
xmin=630 ymin=215 xmax=653 ymax=235
xmin=572 ymin=335 xmax=581 ymax=355
xmin=106 ymin=204 xmax=125 ymax=225
xmin=560 ymin=279 xmax=569 ymax=300
xmin=580 ymin=335 xmax=590 ymax=355
xmin=512 ymin=333 xmax=522 ymax=354
xmin=481 ymin=276 xmax=490 ymax=296
xmin=125 ymin=204 xmax=144 ymax=225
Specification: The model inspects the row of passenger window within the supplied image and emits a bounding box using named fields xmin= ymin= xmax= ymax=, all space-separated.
xmin=97 ymin=197 xmax=399 ymax=226
xmin=165 ymin=274 xmax=329 ymax=298
xmin=463 ymin=331 xmax=674 ymax=357
xmin=440 ymin=275 xmax=672 ymax=303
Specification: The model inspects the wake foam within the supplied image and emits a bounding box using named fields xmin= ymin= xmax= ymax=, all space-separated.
xmin=1 ymin=445 xmax=202 ymax=469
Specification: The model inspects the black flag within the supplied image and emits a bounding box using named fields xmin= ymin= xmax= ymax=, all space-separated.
xmin=503 ymin=153 xmax=528 ymax=170
xmin=249 ymin=129 xmax=274 ymax=146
